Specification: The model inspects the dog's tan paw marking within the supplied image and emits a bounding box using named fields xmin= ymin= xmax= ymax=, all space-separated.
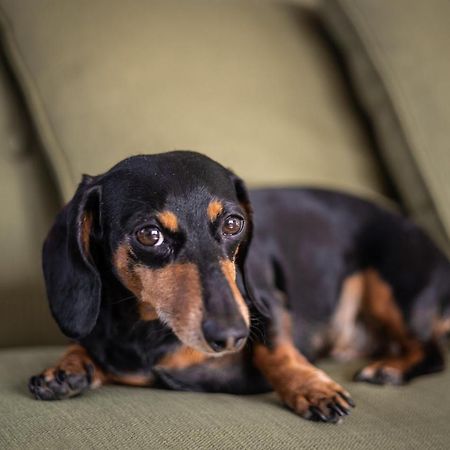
xmin=28 ymin=364 xmax=95 ymax=400
xmin=28 ymin=345 xmax=105 ymax=400
xmin=354 ymin=362 xmax=404 ymax=385
xmin=282 ymin=371 xmax=355 ymax=423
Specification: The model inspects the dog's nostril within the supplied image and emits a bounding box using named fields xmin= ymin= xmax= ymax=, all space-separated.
xmin=202 ymin=319 xmax=248 ymax=353
xmin=209 ymin=339 xmax=228 ymax=352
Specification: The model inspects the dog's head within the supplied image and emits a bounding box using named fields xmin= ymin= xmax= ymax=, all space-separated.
xmin=43 ymin=151 xmax=256 ymax=355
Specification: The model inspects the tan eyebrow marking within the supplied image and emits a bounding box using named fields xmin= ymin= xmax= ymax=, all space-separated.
xmin=207 ymin=200 xmax=223 ymax=222
xmin=157 ymin=211 xmax=179 ymax=232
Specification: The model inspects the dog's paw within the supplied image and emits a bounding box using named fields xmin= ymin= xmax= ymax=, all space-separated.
xmin=28 ymin=364 xmax=94 ymax=400
xmin=353 ymin=362 xmax=404 ymax=386
xmin=282 ymin=370 xmax=355 ymax=423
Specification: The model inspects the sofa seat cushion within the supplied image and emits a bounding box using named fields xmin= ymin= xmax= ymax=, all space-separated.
xmin=0 ymin=0 xmax=388 ymax=202
xmin=322 ymin=0 xmax=450 ymax=253
xmin=1 ymin=346 xmax=450 ymax=448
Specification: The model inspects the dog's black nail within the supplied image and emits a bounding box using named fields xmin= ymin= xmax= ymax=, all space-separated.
xmin=309 ymin=406 xmax=328 ymax=422
xmin=329 ymin=402 xmax=348 ymax=417
xmin=338 ymin=392 xmax=355 ymax=407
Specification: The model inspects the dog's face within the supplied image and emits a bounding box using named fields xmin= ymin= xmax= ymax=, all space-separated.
xmin=43 ymin=152 xmax=252 ymax=355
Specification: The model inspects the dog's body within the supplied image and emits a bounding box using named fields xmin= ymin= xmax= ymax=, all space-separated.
xmin=29 ymin=152 xmax=450 ymax=423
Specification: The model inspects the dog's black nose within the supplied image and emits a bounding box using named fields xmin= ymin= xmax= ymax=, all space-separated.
xmin=202 ymin=319 xmax=248 ymax=352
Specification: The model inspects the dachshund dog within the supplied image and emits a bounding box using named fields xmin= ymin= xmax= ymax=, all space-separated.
xmin=29 ymin=151 xmax=450 ymax=423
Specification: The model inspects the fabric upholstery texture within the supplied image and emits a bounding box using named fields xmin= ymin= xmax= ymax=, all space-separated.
xmin=321 ymin=0 xmax=450 ymax=253
xmin=0 ymin=0 xmax=388 ymax=202
xmin=1 ymin=346 xmax=449 ymax=449
xmin=0 ymin=58 xmax=64 ymax=348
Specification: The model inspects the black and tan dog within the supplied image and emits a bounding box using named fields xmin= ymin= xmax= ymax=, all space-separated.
xmin=29 ymin=151 xmax=450 ymax=423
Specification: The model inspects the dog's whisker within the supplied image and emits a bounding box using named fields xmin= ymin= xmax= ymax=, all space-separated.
xmin=111 ymin=294 xmax=137 ymax=305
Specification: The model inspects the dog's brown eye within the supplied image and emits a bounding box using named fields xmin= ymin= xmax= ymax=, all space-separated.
xmin=136 ymin=226 xmax=164 ymax=246
xmin=222 ymin=216 xmax=243 ymax=236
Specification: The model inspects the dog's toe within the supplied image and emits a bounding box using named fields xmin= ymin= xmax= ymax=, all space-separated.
xmin=311 ymin=393 xmax=353 ymax=423
xmin=307 ymin=403 xmax=340 ymax=424
xmin=354 ymin=364 xmax=404 ymax=386
xmin=29 ymin=375 xmax=59 ymax=400
xmin=28 ymin=367 xmax=91 ymax=400
xmin=285 ymin=374 xmax=355 ymax=423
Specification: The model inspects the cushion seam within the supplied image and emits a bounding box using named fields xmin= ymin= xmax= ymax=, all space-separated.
xmin=324 ymin=0 xmax=449 ymax=246
xmin=346 ymin=0 xmax=450 ymax=238
xmin=0 ymin=4 xmax=75 ymax=200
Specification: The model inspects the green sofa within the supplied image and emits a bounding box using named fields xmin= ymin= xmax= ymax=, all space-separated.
xmin=1 ymin=0 xmax=449 ymax=448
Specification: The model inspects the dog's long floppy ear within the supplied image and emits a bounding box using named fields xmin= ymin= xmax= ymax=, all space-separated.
xmin=42 ymin=175 xmax=102 ymax=340
xmin=231 ymin=174 xmax=271 ymax=319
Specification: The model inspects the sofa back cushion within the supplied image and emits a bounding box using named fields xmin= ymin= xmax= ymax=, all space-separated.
xmin=0 ymin=0 xmax=388 ymax=200
xmin=322 ymin=0 xmax=450 ymax=253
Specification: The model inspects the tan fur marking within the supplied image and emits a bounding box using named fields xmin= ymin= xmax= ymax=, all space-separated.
xmin=44 ymin=344 xmax=106 ymax=387
xmin=114 ymin=244 xmax=159 ymax=321
xmin=359 ymin=341 xmax=424 ymax=383
xmin=156 ymin=345 xmax=209 ymax=370
xmin=329 ymin=269 xmax=427 ymax=374
xmin=138 ymin=302 xmax=159 ymax=321
xmin=364 ymin=269 xmax=410 ymax=344
xmin=114 ymin=244 xmax=142 ymax=296
xmin=361 ymin=269 xmax=425 ymax=376
xmin=54 ymin=346 xmax=153 ymax=388
xmin=433 ymin=316 xmax=450 ymax=337
xmin=109 ymin=373 xmax=154 ymax=387
xmin=253 ymin=342 xmax=352 ymax=415
xmin=114 ymin=246 xmax=249 ymax=352
xmin=81 ymin=212 xmax=93 ymax=255
xmin=136 ymin=263 xmax=208 ymax=351
xmin=115 ymin=244 xmax=207 ymax=350
xmin=207 ymin=200 xmax=223 ymax=222
xmin=330 ymin=272 xmax=368 ymax=360
xmin=221 ymin=260 xmax=250 ymax=326
xmin=157 ymin=210 xmax=179 ymax=232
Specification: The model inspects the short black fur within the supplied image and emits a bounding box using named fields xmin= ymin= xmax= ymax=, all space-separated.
xmin=32 ymin=151 xmax=450 ymax=419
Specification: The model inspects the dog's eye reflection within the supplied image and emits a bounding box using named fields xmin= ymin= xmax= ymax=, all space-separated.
xmin=222 ymin=216 xmax=244 ymax=236
xmin=136 ymin=226 xmax=164 ymax=246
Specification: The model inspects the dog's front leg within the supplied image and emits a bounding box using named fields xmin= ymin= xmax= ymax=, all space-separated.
xmin=29 ymin=345 xmax=106 ymax=400
xmin=253 ymin=340 xmax=355 ymax=422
